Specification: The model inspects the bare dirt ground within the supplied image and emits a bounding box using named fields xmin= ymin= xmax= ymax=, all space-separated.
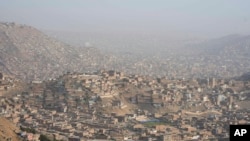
xmin=0 ymin=117 xmax=21 ymax=141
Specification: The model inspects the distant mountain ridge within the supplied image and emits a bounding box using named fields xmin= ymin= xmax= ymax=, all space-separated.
xmin=235 ymin=72 xmax=250 ymax=81
xmin=0 ymin=22 xmax=108 ymax=81
xmin=186 ymin=34 xmax=250 ymax=56
xmin=1 ymin=22 xmax=250 ymax=81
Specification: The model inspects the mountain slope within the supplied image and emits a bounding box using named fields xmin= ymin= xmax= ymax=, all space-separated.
xmin=235 ymin=72 xmax=250 ymax=81
xmin=0 ymin=117 xmax=21 ymax=141
xmin=186 ymin=34 xmax=250 ymax=56
xmin=0 ymin=22 xmax=107 ymax=81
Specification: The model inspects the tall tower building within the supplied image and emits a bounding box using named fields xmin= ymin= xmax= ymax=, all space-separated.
xmin=229 ymin=96 xmax=233 ymax=110
xmin=211 ymin=78 xmax=216 ymax=88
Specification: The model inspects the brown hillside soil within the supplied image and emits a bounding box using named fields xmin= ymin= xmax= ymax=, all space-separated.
xmin=0 ymin=117 xmax=21 ymax=141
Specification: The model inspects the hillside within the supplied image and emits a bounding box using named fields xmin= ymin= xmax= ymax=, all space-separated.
xmin=0 ymin=117 xmax=21 ymax=141
xmin=1 ymin=22 xmax=250 ymax=81
xmin=186 ymin=34 xmax=250 ymax=56
xmin=0 ymin=22 xmax=107 ymax=81
xmin=235 ymin=72 xmax=250 ymax=81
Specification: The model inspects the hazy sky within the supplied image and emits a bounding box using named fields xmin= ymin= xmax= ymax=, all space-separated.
xmin=1 ymin=0 xmax=250 ymax=37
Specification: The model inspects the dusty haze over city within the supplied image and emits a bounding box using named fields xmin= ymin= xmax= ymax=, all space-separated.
xmin=1 ymin=1 xmax=250 ymax=141
xmin=1 ymin=0 xmax=250 ymax=53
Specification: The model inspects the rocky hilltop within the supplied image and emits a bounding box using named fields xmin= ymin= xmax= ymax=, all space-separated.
xmin=0 ymin=22 xmax=108 ymax=81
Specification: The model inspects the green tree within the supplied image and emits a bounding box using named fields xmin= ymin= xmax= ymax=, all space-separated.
xmin=39 ymin=134 xmax=51 ymax=141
